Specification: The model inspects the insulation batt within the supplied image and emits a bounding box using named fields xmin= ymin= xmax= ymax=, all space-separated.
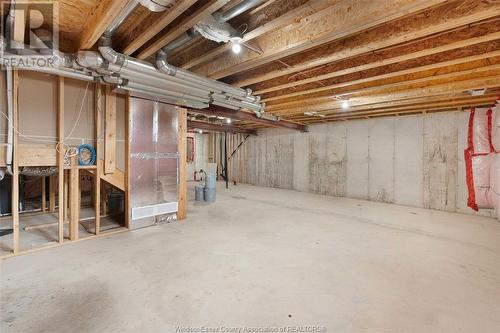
xmin=491 ymin=154 xmax=500 ymax=219
xmin=492 ymin=100 xmax=500 ymax=151
xmin=471 ymin=154 xmax=493 ymax=208
xmin=465 ymin=104 xmax=500 ymax=220
xmin=472 ymin=107 xmax=491 ymax=154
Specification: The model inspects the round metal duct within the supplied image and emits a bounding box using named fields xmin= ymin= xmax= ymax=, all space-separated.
xmin=139 ymin=0 xmax=174 ymax=12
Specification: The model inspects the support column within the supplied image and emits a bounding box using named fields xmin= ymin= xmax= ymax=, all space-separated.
xmin=94 ymin=84 xmax=101 ymax=234
xmin=11 ymin=69 xmax=19 ymax=254
xmin=49 ymin=175 xmax=56 ymax=212
xmin=69 ymin=156 xmax=79 ymax=240
xmin=58 ymin=76 xmax=65 ymax=243
xmin=177 ymin=107 xmax=187 ymax=220
xmin=41 ymin=177 xmax=46 ymax=211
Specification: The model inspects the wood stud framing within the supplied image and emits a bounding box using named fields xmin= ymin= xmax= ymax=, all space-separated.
xmin=11 ymin=70 xmax=19 ymax=254
xmin=58 ymin=77 xmax=65 ymax=243
xmin=178 ymin=108 xmax=188 ymax=220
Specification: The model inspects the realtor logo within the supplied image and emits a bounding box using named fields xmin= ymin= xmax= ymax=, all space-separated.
xmin=1 ymin=1 xmax=59 ymax=66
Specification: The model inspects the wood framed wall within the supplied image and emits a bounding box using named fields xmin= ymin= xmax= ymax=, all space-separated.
xmin=1 ymin=73 xmax=134 ymax=258
xmin=1 ymin=72 xmax=189 ymax=258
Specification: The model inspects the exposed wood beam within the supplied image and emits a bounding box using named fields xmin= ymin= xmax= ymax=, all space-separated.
xmin=137 ymin=0 xmax=230 ymax=60
xmin=228 ymin=0 xmax=500 ymax=87
xmin=268 ymin=58 xmax=500 ymax=107
xmin=305 ymin=100 xmax=497 ymax=123
xmin=291 ymin=95 xmax=498 ymax=122
xmin=193 ymin=0 xmax=448 ymax=79
xmin=180 ymin=0 xmax=333 ymax=69
xmin=268 ymin=75 xmax=500 ymax=115
xmin=255 ymin=29 xmax=500 ymax=95
xmin=263 ymin=50 xmax=500 ymax=102
xmin=336 ymin=67 xmax=500 ymax=98
xmin=122 ymin=0 xmax=198 ymax=55
xmin=272 ymin=91 xmax=500 ymax=118
xmin=190 ymin=106 xmax=307 ymax=131
xmin=188 ymin=120 xmax=258 ymax=135
xmin=79 ymin=0 xmax=131 ymax=50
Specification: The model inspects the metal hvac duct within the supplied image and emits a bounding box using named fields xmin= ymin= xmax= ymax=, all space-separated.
xmin=159 ymin=0 xmax=266 ymax=56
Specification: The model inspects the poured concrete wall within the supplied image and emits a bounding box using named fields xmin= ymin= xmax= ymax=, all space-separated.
xmin=229 ymin=111 xmax=495 ymax=217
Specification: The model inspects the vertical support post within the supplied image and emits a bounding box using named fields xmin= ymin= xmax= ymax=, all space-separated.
xmin=69 ymin=155 xmax=79 ymax=240
xmin=104 ymin=86 xmax=116 ymax=174
xmin=49 ymin=175 xmax=56 ymax=211
xmin=177 ymin=107 xmax=187 ymax=220
xmin=94 ymin=84 xmax=101 ymax=234
xmin=57 ymin=76 xmax=65 ymax=243
xmin=11 ymin=69 xmax=19 ymax=254
xmin=224 ymin=132 xmax=228 ymax=189
xmin=41 ymin=177 xmax=46 ymax=211
xmin=124 ymin=95 xmax=130 ymax=228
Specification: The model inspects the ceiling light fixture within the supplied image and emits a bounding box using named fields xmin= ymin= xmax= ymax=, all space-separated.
xmin=226 ymin=118 xmax=232 ymax=124
xmin=231 ymin=37 xmax=242 ymax=54
xmin=341 ymin=100 xmax=350 ymax=110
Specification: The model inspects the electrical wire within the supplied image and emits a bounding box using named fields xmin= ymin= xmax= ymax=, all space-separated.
xmin=0 ymin=81 xmax=90 ymax=147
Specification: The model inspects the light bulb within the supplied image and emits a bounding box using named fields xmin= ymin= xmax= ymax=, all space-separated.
xmin=226 ymin=118 xmax=232 ymax=124
xmin=232 ymin=42 xmax=242 ymax=54
xmin=198 ymin=129 xmax=203 ymax=134
xmin=341 ymin=100 xmax=350 ymax=110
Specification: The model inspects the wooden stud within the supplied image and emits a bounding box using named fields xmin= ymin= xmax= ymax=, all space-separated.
xmin=11 ymin=69 xmax=19 ymax=254
xmin=49 ymin=175 xmax=56 ymax=212
xmin=41 ymin=177 xmax=46 ymax=211
xmin=104 ymin=85 xmax=116 ymax=174
xmin=94 ymin=84 xmax=101 ymax=234
xmin=124 ymin=94 xmax=130 ymax=229
xmin=12 ymin=7 xmax=25 ymax=43
xmin=177 ymin=107 xmax=187 ymax=220
xmin=57 ymin=76 xmax=64 ymax=243
xmin=69 ymin=155 xmax=79 ymax=241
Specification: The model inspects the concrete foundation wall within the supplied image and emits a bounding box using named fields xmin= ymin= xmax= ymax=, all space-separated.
xmin=229 ymin=111 xmax=496 ymax=217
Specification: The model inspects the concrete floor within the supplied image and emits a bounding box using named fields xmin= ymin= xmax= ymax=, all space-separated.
xmin=1 ymin=182 xmax=500 ymax=332
xmin=0 ymin=208 xmax=123 ymax=256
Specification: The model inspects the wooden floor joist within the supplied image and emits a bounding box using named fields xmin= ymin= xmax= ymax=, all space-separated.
xmin=137 ymin=0 xmax=230 ymax=60
xmin=228 ymin=0 xmax=500 ymax=87
xmin=122 ymin=0 xmax=198 ymax=55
